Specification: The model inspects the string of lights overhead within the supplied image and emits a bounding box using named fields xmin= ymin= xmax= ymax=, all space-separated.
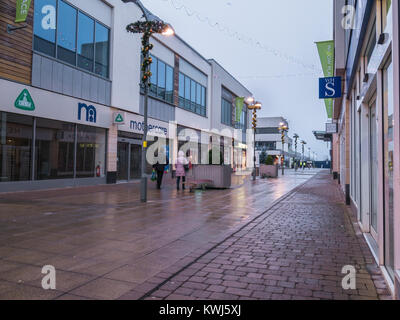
xmin=155 ymin=0 xmax=324 ymax=74
xmin=238 ymin=73 xmax=320 ymax=80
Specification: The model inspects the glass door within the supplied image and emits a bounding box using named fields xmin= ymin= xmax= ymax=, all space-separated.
xmin=357 ymin=110 xmax=362 ymax=222
xmin=369 ymin=96 xmax=378 ymax=238
xmin=383 ymin=59 xmax=394 ymax=280
xmin=117 ymin=142 xmax=129 ymax=181
xmin=130 ymin=144 xmax=141 ymax=179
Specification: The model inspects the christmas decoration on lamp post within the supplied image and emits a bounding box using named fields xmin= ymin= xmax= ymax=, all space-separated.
xmin=293 ymin=133 xmax=299 ymax=171
xmin=301 ymin=140 xmax=307 ymax=170
xmin=247 ymin=98 xmax=262 ymax=181
xmin=279 ymin=120 xmax=289 ymax=176
xmin=126 ymin=20 xmax=173 ymax=87
xmin=124 ymin=0 xmax=174 ymax=203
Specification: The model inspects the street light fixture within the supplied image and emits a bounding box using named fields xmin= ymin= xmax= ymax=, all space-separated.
xmin=161 ymin=25 xmax=175 ymax=36
xmin=246 ymin=96 xmax=255 ymax=104
xmin=123 ymin=0 xmax=174 ymax=202
xmin=293 ymin=133 xmax=299 ymax=171
xmin=248 ymin=101 xmax=262 ymax=181
xmin=278 ymin=120 xmax=288 ymax=176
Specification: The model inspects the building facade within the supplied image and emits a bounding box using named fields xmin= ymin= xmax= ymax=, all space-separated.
xmin=0 ymin=0 xmax=253 ymax=192
xmin=332 ymin=0 xmax=400 ymax=298
xmin=255 ymin=117 xmax=299 ymax=167
xmin=208 ymin=59 xmax=252 ymax=172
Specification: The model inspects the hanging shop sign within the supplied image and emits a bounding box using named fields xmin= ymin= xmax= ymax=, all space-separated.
xmin=326 ymin=123 xmax=338 ymax=134
xmin=319 ymin=77 xmax=342 ymax=99
xmin=315 ymin=40 xmax=334 ymax=119
xmin=15 ymin=0 xmax=32 ymax=23
xmin=235 ymin=97 xmax=244 ymax=123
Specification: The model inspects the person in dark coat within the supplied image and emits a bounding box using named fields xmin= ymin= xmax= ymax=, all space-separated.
xmin=153 ymin=149 xmax=169 ymax=189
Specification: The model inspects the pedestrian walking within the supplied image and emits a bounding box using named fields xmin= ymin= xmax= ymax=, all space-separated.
xmin=153 ymin=149 xmax=168 ymax=189
xmin=175 ymin=150 xmax=189 ymax=190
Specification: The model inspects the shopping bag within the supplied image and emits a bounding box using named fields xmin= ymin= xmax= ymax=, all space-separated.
xmin=151 ymin=169 xmax=157 ymax=181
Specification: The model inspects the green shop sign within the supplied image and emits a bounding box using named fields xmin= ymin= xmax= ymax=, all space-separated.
xmin=15 ymin=0 xmax=32 ymax=23
xmin=113 ymin=112 xmax=125 ymax=125
xmin=15 ymin=89 xmax=35 ymax=111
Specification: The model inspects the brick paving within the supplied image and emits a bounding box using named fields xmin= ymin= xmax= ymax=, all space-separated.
xmin=136 ymin=171 xmax=392 ymax=300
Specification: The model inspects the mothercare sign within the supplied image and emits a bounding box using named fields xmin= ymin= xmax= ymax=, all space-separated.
xmin=15 ymin=0 xmax=32 ymax=23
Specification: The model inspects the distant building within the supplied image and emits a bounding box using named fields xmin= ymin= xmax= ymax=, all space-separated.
xmin=255 ymin=117 xmax=298 ymax=167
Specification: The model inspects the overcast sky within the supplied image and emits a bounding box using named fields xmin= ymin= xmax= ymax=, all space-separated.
xmin=142 ymin=0 xmax=333 ymax=160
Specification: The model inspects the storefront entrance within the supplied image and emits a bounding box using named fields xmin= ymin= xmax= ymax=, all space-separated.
xmin=368 ymin=96 xmax=378 ymax=241
xmin=117 ymin=136 xmax=141 ymax=181
xmin=383 ymin=58 xmax=394 ymax=280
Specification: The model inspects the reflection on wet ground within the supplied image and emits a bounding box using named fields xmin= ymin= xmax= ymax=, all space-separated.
xmin=0 ymin=169 xmax=318 ymax=299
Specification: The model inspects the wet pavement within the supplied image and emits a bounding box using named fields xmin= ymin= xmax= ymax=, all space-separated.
xmin=0 ymin=169 xmax=315 ymax=300
xmin=138 ymin=171 xmax=392 ymax=300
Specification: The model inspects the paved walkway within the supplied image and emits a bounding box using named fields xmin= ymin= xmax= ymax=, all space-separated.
xmin=0 ymin=169 xmax=314 ymax=299
xmin=0 ymin=170 xmax=391 ymax=299
xmin=135 ymin=171 xmax=392 ymax=300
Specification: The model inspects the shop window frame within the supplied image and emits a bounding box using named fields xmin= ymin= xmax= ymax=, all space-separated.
xmin=33 ymin=0 xmax=111 ymax=79
xmin=0 ymin=112 xmax=107 ymax=183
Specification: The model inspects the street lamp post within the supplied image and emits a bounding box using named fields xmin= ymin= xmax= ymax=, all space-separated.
xmin=247 ymin=98 xmax=262 ymax=181
xmin=301 ymin=140 xmax=306 ymax=170
xmin=278 ymin=120 xmax=288 ymax=176
xmin=124 ymin=0 xmax=174 ymax=202
xmin=293 ymin=133 xmax=299 ymax=171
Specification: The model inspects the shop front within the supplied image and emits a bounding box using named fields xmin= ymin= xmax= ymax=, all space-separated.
xmin=233 ymin=142 xmax=247 ymax=171
xmin=177 ymin=125 xmax=205 ymax=165
xmin=117 ymin=131 xmax=142 ymax=181
xmin=114 ymin=112 xmax=170 ymax=181
xmin=0 ymin=79 xmax=111 ymax=192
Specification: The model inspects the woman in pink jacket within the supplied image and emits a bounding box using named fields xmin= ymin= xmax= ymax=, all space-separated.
xmin=175 ymin=150 xmax=189 ymax=190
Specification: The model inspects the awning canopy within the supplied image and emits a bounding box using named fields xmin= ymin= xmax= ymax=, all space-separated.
xmin=313 ymin=131 xmax=332 ymax=142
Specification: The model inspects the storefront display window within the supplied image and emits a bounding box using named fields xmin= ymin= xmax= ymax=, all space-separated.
xmin=76 ymin=125 xmax=106 ymax=178
xmin=35 ymin=118 xmax=75 ymax=180
xmin=0 ymin=113 xmax=33 ymax=182
xmin=369 ymin=97 xmax=378 ymax=233
xmin=383 ymin=59 xmax=394 ymax=279
xmin=0 ymin=112 xmax=107 ymax=185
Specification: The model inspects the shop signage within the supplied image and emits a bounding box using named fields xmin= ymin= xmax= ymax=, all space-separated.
xmin=15 ymin=0 xmax=32 ymax=23
xmin=319 ymin=77 xmax=342 ymax=99
xmin=315 ymin=40 xmax=335 ymax=119
xmin=14 ymin=89 xmax=35 ymax=111
xmin=326 ymin=123 xmax=338 ymax=134
xmin=78 ymin=103 xmax=97 ymax=123
xmin=235 ymin=97 xmax=244 ymax=123
xmin=130 ymin=120 xmax=168 ymax=136
xmin=113 ymin=112 xmax=125 ymax=125
xmin=1 ymin=79 xmax=111 ymax=128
